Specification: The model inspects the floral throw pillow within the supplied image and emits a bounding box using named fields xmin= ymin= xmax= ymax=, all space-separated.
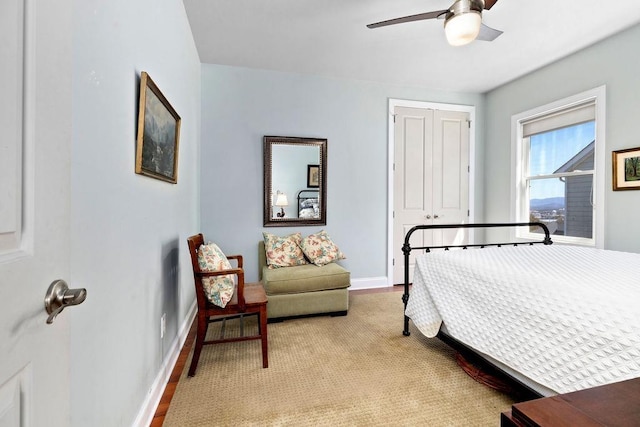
xmin=299 ymin=230 xmax=346 ymax=266
xmin=263 ymin=232 xmax=307 ymax=269
xmin=197 ymin=242 xmax=235 ymax=308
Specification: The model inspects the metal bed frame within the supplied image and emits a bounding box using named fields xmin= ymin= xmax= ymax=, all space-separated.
xmin=297 ymin=189 xmax=319 ymax=217
xmin=401 ymin=222 xmax=553 ymax=397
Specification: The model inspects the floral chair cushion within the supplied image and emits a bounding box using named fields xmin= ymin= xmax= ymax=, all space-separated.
xmin=197 ymin=242 xmax=235 ymax=308
xmin=263 ymin=232 xmax=307 ymax=269
xmin=299 ymin=230 xmax=346 ymax=266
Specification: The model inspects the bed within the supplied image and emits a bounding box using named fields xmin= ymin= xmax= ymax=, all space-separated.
xmin=402 ymin=222 xmax=640 ymax=398
xmin=297 ymin=189 xmax=320 ymax=219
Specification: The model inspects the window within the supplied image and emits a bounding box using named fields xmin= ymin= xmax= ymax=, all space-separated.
xmin=511 ymin=87 xmax=605 ymax=247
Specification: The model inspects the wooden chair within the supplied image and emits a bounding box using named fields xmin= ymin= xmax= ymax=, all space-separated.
xmin=186 ymin=234 xmax=268 ymax=376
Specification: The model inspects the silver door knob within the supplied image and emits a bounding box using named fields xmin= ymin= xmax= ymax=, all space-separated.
xmin=425 ymin=215 xmax=431 ymax=219
xmin=434 ymin=214 xmax=440 ymax=219
xmin=44 ymin=280 xmax=86 ymax=324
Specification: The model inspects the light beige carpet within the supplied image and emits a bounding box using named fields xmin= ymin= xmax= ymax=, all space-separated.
xmin=163 ymin=291 xmax=515 ymax=426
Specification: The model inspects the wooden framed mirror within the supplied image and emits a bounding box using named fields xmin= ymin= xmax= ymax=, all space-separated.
xmin=263 ymin=136 xmax=327 ymax=227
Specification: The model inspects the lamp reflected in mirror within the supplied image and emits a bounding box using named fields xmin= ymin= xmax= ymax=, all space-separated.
xmin=274 ymin=191 xmax=288 ymax=218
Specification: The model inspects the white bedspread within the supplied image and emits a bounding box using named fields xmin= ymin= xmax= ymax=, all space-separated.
xmin=405 ymin=244 xmax=640 ymax=394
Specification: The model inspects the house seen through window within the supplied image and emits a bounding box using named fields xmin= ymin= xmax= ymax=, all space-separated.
xmin=529 ymin=121 xmax=595 ymax=238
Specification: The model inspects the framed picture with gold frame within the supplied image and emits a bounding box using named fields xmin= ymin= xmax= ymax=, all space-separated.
xmin=612 ymin=146 xmax=640 ymax=191
xmin=135 ymin=72 xmax=181 ymax=183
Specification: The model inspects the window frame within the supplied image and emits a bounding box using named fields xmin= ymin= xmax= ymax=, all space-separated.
xmin=510 ymin=86 xmax=606 ymax=248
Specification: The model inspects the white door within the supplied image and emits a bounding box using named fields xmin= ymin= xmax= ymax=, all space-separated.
xmin=0 ymin=1 xmax=73 ymax=425
xmin=393 ymin=106 xmax=470 ymax=284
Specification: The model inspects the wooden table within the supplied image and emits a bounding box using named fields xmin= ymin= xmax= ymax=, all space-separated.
xmin=501 ymin=378 xmax=640 ymax=426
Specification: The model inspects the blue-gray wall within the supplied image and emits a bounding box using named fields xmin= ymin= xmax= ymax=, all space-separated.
xmin=485 ymin=23 xmax=640 ymax=252
xmin=200 ymin=65 xmax=484 ymax=283
xmin=70 ymin=0 xmax=200 ymax=425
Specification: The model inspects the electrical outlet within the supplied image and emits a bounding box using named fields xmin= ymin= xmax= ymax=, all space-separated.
xmin=160 ymin=313 xmax=166 ymax=338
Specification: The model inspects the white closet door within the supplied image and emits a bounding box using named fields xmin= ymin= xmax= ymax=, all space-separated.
xmin=393 ymin=106 xmax=469 ymax=284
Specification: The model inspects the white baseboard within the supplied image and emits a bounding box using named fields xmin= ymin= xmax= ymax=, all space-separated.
xmin=132 ymin=301 xmax=197 ymax=427
xmin=349 ymin=276 xmax=391 ymax=291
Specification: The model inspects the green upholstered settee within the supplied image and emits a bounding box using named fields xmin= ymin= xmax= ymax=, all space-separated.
xmin=258 ymin=241 xmax=351 ymax=320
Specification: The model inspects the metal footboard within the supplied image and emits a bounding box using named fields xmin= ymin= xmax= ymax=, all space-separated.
xmin=401 ymin=222 xmax=552 ymax=337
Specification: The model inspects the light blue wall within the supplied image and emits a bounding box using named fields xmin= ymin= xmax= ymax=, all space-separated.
xmin=484 ymin=23 xmax=640 ymax=252
xmin=201 ymin=65 xmax=484 ymax=282
xmin=70 ymin=0 xmax=200 ymax=425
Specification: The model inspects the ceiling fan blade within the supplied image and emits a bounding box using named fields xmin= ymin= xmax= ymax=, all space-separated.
xmin=483 ymin=0 xmax=499 ymax=10
xmin=367 ymin=10 xmax=448 ymax=29
xmin=477 ymin=23 xmax=503 ymax=41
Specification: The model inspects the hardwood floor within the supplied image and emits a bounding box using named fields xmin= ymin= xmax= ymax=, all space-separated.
xmin=149 ymin=286 xmax=404 ymax=426
xmin=150 ymin=319 xmax=196 ymax=427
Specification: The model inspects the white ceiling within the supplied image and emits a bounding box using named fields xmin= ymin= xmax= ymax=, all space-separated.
xmin=182 ymin=0 xmax=640 ymax=93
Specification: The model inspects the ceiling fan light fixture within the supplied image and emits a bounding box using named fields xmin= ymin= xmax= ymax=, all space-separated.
xmin=444 ymin=11 xmax=482 ymax=46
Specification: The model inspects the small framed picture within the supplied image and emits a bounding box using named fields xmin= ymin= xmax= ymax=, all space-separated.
xmin=135 ymin=72 xmax=181 ymax=183
xmin=612 ymin=146 xmax=640 ymax=191
xmin=307 ymin=164 xmax=319 ymax=188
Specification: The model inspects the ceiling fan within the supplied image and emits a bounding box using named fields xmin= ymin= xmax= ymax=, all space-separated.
xmin=367 ymin=0 xmax=503 ymax=46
